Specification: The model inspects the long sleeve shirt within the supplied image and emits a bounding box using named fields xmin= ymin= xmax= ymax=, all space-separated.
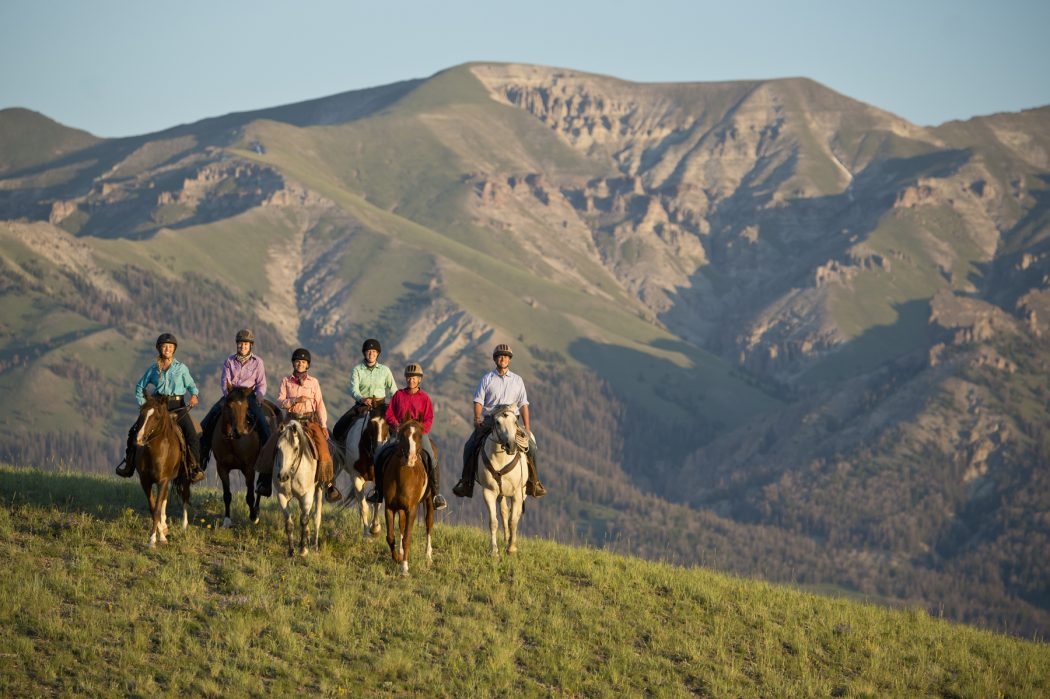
xmin=220 ymin=353 xmax=267 ymax=401
xmin=278 ymin=373 xmax=328 ymax=427
xmin=348 ymin=362 xmax=397 ymax=402
xmin=385 ymin=388 xmax=434 ymax=433
xmin=473 ymin=369 xmax=529 ymax=417
xmin=135 ymin=358 xmax=199 ymax=405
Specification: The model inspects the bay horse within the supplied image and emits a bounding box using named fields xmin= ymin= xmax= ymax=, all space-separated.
xmin=380 ymin=419 xmax=434 ymax=576
xmin=212 ymin=385 xmax=278 ymax=527
xmin=134 ymin=396 xmax=192 ymax=548
xmin=273 ymin=419 xmax=323 ymax=557
xmin=334 ymin=401 xmax=389 ymax=537
xmin=478 ymin=404 xmax=529 ymax=557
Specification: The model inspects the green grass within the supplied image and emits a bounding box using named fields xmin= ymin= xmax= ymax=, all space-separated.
xmin=2 ymin=465 xmax=1047 ymax=698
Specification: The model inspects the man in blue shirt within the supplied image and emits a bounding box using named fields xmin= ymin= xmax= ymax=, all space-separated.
xmin=452 ymin=343 xmax=547 ymax=499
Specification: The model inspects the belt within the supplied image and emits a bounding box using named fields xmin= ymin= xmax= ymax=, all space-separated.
xmin=155 ymin=394 xmax=184 ymax=405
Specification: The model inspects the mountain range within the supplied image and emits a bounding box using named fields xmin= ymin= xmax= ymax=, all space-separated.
xmin=2 ymin=62 xmax=1048 ymax=637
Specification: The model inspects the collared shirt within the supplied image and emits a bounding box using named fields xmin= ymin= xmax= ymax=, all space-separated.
xmin=386 ymin=388 xmax=434 ymax=433
xmin=220 ymin=353 xmax=267 ymax=401
xmin=473 ymin=369 xmax=529 ymax=416
xmin=278 ymin=372 xmax=328 ymax=427
xmin=348 ymin=362 xmax=397 ymax=402
xmin=135 ymin=358 xmax=199 ymax=405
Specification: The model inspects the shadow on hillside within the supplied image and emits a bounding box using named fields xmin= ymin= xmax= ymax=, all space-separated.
xmin=0 ymin=466 xmax=174 ymax=520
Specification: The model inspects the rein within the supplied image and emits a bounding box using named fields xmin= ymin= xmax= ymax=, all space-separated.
xmin=279 ymin=425 xmax=307 ymax=480
xmin=482 ymin=439 xmax=522 ymax=490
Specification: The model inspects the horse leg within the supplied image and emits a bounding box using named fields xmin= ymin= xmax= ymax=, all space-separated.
xmin=483 ymin=491 xmax=500 ymax=557
xmin=507 ymin=496 xmax=523 ymax=555
xmin=144 ymin=480 xmax=160 ymax=548
xmin=425 ymin=496 xmax=434 ymax=567
xmin=220 ymin=468 xmax=234 ymax=528
xmin=385 ymin=506 xmax=400 ymax=564
xmin=179 ymin=479 xmax=190 ymax=530
xmin=299 ymin=489 xmax=315 ymax=556
xmin=247 ymin=470 xmax=260 ymax=525
xmin=156 ymin=480 xmax=171 ymax=545
xmin=400 ymin=508 xmax=415 ymax=577
xmin=311 ymin=485 xmax=323 ymax=551
xmin=500 ymin=496 xmax=511 ymax=547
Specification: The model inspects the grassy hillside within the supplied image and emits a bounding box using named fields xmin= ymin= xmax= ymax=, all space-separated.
xmin=2 ymin=466 xmax=1047 ymax=698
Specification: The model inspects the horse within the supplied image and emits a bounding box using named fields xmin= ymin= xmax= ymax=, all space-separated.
xmin=333 ymin=401 xmax=389 ymax=537
xmin=211 ymin=385 xmax=278 ymax=527
xmin=477 ymin=404 xmax=530 ymax=556
xmin=133 ymin=396 xmax=192 ymax=548
xmin=380 ymin=419 xmax=434 ymax=576
xmin=273 ymin=419 xmax=323 ymax=557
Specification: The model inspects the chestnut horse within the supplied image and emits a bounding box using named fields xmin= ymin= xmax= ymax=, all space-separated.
xmin=273 ymin=419 xmax=323 ymax=557
xmin=478 ymin=404 xmax=529 ymax=556
xmin=134 ymin=396 xmax=192 ymax=548
xmin=212 ymin=386 xmax=278 ymax=527
xmin=334 ymin=402 xmax=389 ymax=537
xmin=380 ymin=419 xmax=434 ymax=576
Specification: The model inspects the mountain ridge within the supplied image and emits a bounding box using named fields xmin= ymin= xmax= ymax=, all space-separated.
xmin=2 ymin=62 xmax=1049 ymax=637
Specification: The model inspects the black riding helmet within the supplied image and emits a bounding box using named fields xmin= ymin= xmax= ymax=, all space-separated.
xmin=155 ymin=333 xmax=178 ymax=350
xmin=292 ymin=347 xmax=311 ymax=364
xmin=362 ymin=338 xmax=381 ymax=355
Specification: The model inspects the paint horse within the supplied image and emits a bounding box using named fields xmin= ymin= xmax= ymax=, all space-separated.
xmin=273 ymin=419 xmax=323 ymax=556
xmin=334 ymin=401 xmax=389 ymax=537
xmin=133 ymin=396 xmax=192 ymax=547
xmin=478 ymin=404 xmax=529 ymax=556
xmin=380 ymin=419 xmax=434 ymax=576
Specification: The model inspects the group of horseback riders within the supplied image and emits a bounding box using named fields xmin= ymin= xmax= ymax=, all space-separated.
xmin=115 ymin=330 xmax=547 ymax=507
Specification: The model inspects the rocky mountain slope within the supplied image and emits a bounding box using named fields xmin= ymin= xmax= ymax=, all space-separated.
xmin=1 ymin=63 xmax=1048 ymax=636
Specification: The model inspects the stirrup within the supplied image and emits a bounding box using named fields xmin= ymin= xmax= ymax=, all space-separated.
xmin=365 ymin=488 xmax=382 ymax=504
xmin=526 ymin=480 xmax=547 ymax=498
xmin=452 ymin=480 xmax=472 ymax=498
xmin=325 ymin=484 xmax=342 ymax=503
xmin=433 ymin=494 xmax=448 ymax=510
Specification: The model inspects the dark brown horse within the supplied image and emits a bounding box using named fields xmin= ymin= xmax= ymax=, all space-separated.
xmin=212 ymin=385 xmax=278 ymax=527
xmin=334 ymin=401 xmax=389 ymax=536
xmin=381 ymin=419 xmax=434 ymax=576
xmin=134 ymin=396 xmax=192 ymax=547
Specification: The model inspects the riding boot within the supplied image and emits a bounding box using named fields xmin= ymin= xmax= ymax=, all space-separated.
xmin=427 ymin=454 xmax=447 ymax=510
xmin=366 ymin=459 xmax=383 ymax=503
xmin=116 ymin=427 xmax=137 ymax=477
xmin=452 ymin=454 xmax=475 ymax=498
xmin=187 ymin=450 xmax=205 ymax=484
xmin=256 ymin=470 xmax=272 ymax=497
xmin=325 ymin=480 xmax=342 ymax=503
xmin=525 ymin=453 xmax=547 ymax=498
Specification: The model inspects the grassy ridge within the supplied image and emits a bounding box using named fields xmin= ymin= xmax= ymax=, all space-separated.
xmin=2 ymin=466 xmax=1046 ymax=698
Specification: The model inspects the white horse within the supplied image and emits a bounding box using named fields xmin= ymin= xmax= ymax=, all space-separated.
xmin=477 ymin=404 xmax=529 ymax=556
xmin=274 ymin=420 xmax=323 ymax=556
xmin=333 ymin=411 xmax=388 ymax=537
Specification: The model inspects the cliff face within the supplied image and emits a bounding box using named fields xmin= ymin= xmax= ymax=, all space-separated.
xmin=469 ymin=64 xmax=1032 ymax=380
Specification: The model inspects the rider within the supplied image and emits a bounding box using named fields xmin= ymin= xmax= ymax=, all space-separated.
xmin=116 ymin=333 xmax=202 ymax=481
xmin=367 ymin=363 xmax=448 ymax=510
xmin=198 ymin=329 xmax=272 ymax=492
xmin=331 ymin=338 xmax=398 ymax=446
xmin=452 ymin=343 xmax=547 ymax=499
xmin=255 ymin=348 xmax=341 ymax=503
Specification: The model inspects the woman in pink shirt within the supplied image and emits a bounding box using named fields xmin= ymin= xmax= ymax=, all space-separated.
xmin=256 ymin=348 xmax=341 ymax=503
xmin=368 ymin=363 xmax=447 ymax=510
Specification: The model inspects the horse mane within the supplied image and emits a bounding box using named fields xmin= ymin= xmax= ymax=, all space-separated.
xmin=226 ymin=385 xmax=254 ymax=402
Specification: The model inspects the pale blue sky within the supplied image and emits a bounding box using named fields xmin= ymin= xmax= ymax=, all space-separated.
xmin=1 ymin=0 xmax=1047 ymax=138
